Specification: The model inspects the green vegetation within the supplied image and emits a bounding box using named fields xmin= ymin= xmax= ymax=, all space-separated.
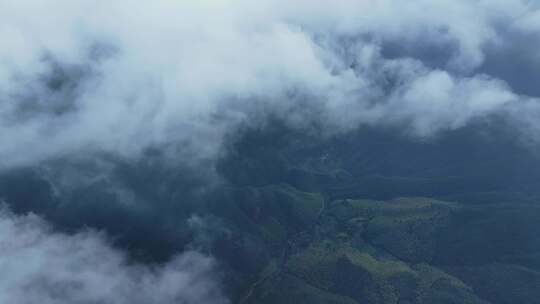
xmin=248 ymin=274 xmax=358 ymax=304
xmin=211 ymin=184 xmax=540 ymax=304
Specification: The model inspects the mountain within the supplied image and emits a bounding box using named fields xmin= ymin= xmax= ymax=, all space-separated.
xmin=2 ymin=124 xmax=540 ymax=303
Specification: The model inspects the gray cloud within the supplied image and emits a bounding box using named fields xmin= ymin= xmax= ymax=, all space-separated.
xmin=0 ymin=207 xmax=228 ymax=304
xmin=0 ymin=0 xmax=540 ymax=169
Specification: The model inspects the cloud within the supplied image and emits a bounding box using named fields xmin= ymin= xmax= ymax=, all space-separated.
xmin=0 ymin=206 xmax=228 ymax=304
xmin=382 ymin=69 xmax=518 ymax=135
xmin=2 ymin=3 xmax=540 ymax=302
xmin=0 ymin=0 xmax=540 ymax=169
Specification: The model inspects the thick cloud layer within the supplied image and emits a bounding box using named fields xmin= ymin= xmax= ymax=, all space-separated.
xmin=1 ymin=0 xmax=540 ymax=169
xmin=0 ymin=207 xmax=227 ymax=304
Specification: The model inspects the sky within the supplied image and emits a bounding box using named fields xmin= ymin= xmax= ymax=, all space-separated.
xmin=1 ymin=0 xmax=540 ymax=302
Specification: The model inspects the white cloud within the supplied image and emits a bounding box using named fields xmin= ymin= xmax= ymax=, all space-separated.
xmin=0 ymin=207 xmax=228 ymax=304
xmin=0 ymin=0 xmax=540 ymax=169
